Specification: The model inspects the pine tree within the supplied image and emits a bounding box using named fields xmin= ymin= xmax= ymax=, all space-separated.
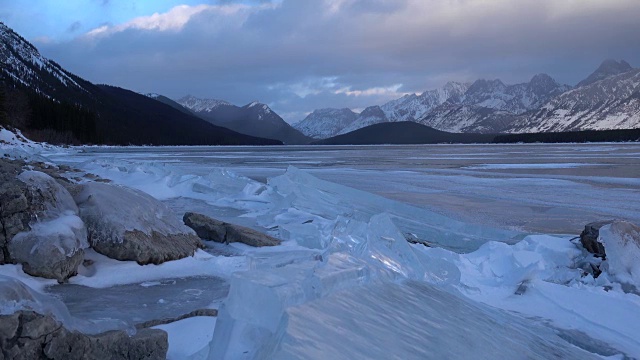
xmin=0 ymin=85 xmax=8 ymax=126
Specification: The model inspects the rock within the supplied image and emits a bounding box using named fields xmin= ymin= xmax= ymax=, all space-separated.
xmin=579 ymin=220 xmax=614 ymax=258
xmin=135 ymin=308 xmax=218 ymax=329
xmin=0 ymin=159 xmax=88 ymax=282
xmin=184 ymin=212 xmax=281 ymax=247
xmin=0 ymin=311 xmax=168 ymax=360
xmin=598 ymin=221 xmax=640 ymax=287
xmin=75 ymin=182 xmax=203 ymax=265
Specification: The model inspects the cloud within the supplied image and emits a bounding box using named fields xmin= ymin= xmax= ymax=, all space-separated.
xmin=85 ymin=4 xmax=222 ymax=37
xmin=67 ymin=21 xmax=81 ymax=33
xmin=38 ymin=0 xmax=640 ymax=123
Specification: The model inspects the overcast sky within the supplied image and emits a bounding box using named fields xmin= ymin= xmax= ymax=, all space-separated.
xmin=2 ymin=0 xmax=640 ymax=123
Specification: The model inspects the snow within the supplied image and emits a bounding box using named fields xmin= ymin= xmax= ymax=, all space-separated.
xmin=598 ymin=222 xmax=640 ymax=286
xmin=74 ymin=182 xmax=196 ymax=241
xmin=69 ymin=249 xmax=245 ymax=289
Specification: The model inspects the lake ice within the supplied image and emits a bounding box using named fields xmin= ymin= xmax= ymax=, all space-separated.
xmin=4 ymin=142 xmax=640 ymax=359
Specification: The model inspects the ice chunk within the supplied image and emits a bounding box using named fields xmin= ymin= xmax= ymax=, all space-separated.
xmin=598 ymin=221 xmax=640 ymax=287
xmin=204 ymin=213 xmax=434 ymax=358
xmin=0 ymin=275 xmax=130 ymax=335
xmin=268 ymin=166 xmax=523 ymax=253
xmin=274 ymin=281 xmax=599 ymax=359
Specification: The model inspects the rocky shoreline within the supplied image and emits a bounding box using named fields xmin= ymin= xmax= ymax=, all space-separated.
xmin=0 ymin=157 xmax=280 ymax=359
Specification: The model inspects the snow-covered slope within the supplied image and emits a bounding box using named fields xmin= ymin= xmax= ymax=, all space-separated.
xmin=415 ymin=74 xmax=571 ymax=133
xmin=506 ymin=68 xmax=640 ymax=133
xmin=337 ymin=106 xmax=389 ymax=135
xmin=418 ymin=104 xmax=515 ymax=133
xmin=381 ymin=82 xmax=469 ymax=122
xmin=294 ymin=108 xmax=357 ymax=139
xmin=0 ymin=22 xmax=90 ymax=98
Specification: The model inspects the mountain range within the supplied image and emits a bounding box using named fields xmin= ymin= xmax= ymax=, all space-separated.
xmin=1 ymin=20 xmax=638 ymax=146
xmin=295 ymin=60 xmax=639 ymax=139
xmin=177 ymin=96 xmax=309 ymax=145
xmin=0 ymin=22 xmax=280 ymax=145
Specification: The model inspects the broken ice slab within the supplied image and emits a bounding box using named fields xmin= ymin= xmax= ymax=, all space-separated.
xmin=268 ymin=166 xmax=523 ymax=253
xmin=274 ymin=281 xmax=600 ymax=359
xmin=206 ymin=252 xmax=372 ymax=359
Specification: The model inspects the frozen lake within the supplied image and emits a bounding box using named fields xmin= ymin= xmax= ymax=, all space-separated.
xmin=55 ymin=143 xmax=640 ymax=235
xmin=36 ymin=142 xmax=640 ymax=358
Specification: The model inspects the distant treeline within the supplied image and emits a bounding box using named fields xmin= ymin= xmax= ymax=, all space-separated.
xmin=493 ymin=128 xmax=640 ymax=144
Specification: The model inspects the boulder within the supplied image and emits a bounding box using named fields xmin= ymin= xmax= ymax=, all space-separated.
xmin=184 ymin=212 xmax=281 ymax=247
xmin=0 ymin=311 xmax=168 ymax=360
xmin=0 ymin=160 xmax=88 ymax=282
xmin=75 ymin=182 xmax=203 ymax=265
xmin=579 ymin=220 xmax=613 ymax=258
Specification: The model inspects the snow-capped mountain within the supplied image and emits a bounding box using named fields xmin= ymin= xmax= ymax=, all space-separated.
xmin=506 ymin=67 xmax=640 ymax=133
xmin=178 ymin=95 xmax=233 ymax=113
xmin=418 ymin=103 xmax=516 ymax=134
xmin=0 ymin=22 xmax=91 ymax=100
xmin=294 ymin=108 xmax=357 ymax=139
xmin=577 ymin=59 xmax=633 ymax=88
xmin=305 ymin=73 xmax=573 ymax=137
xmin=415 ymin=74 xmax=572 ymax=133
xmin=381 ymin=82 xmax=470 ymax=122
xmin=177 ymin=96 xmax=310 ymax=144
xmin=337 ymin=106 xmax=389 ymax=135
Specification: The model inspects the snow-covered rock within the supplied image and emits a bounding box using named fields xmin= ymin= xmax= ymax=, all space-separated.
xmin=74 ymin=182 xmax=202 ymax=265
xmin=598 ymin=221 xmax=640 ymax=287
xmin=0 ymin=166 xmax=87 ymax=282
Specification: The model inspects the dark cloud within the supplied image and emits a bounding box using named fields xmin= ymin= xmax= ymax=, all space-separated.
xmin=38 ymin=0 xmax=640 ymax=123
xmin=67 ymin=21 xmax=81 ymax=33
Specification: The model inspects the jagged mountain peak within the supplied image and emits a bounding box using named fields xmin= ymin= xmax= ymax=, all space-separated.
xmin=466 ymin=79 xmax=506 ymax=95
xmin=527 ymin=73 xmax=566 ymax=95
xmin=577 ymin=59 xmax=634 ymax=87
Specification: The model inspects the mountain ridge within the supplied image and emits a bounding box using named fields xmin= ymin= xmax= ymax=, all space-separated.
xmin=177 ymin=95 xmax=310 ymax=145
xmin=0 ymin=22 xmax=281 ymax=145
xmin=298 ymin=60 xmax=638 ymax=138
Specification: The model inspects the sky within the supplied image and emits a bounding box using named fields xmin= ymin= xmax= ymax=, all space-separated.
xmin=2 ymin=0 xmax=640 ymax=123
